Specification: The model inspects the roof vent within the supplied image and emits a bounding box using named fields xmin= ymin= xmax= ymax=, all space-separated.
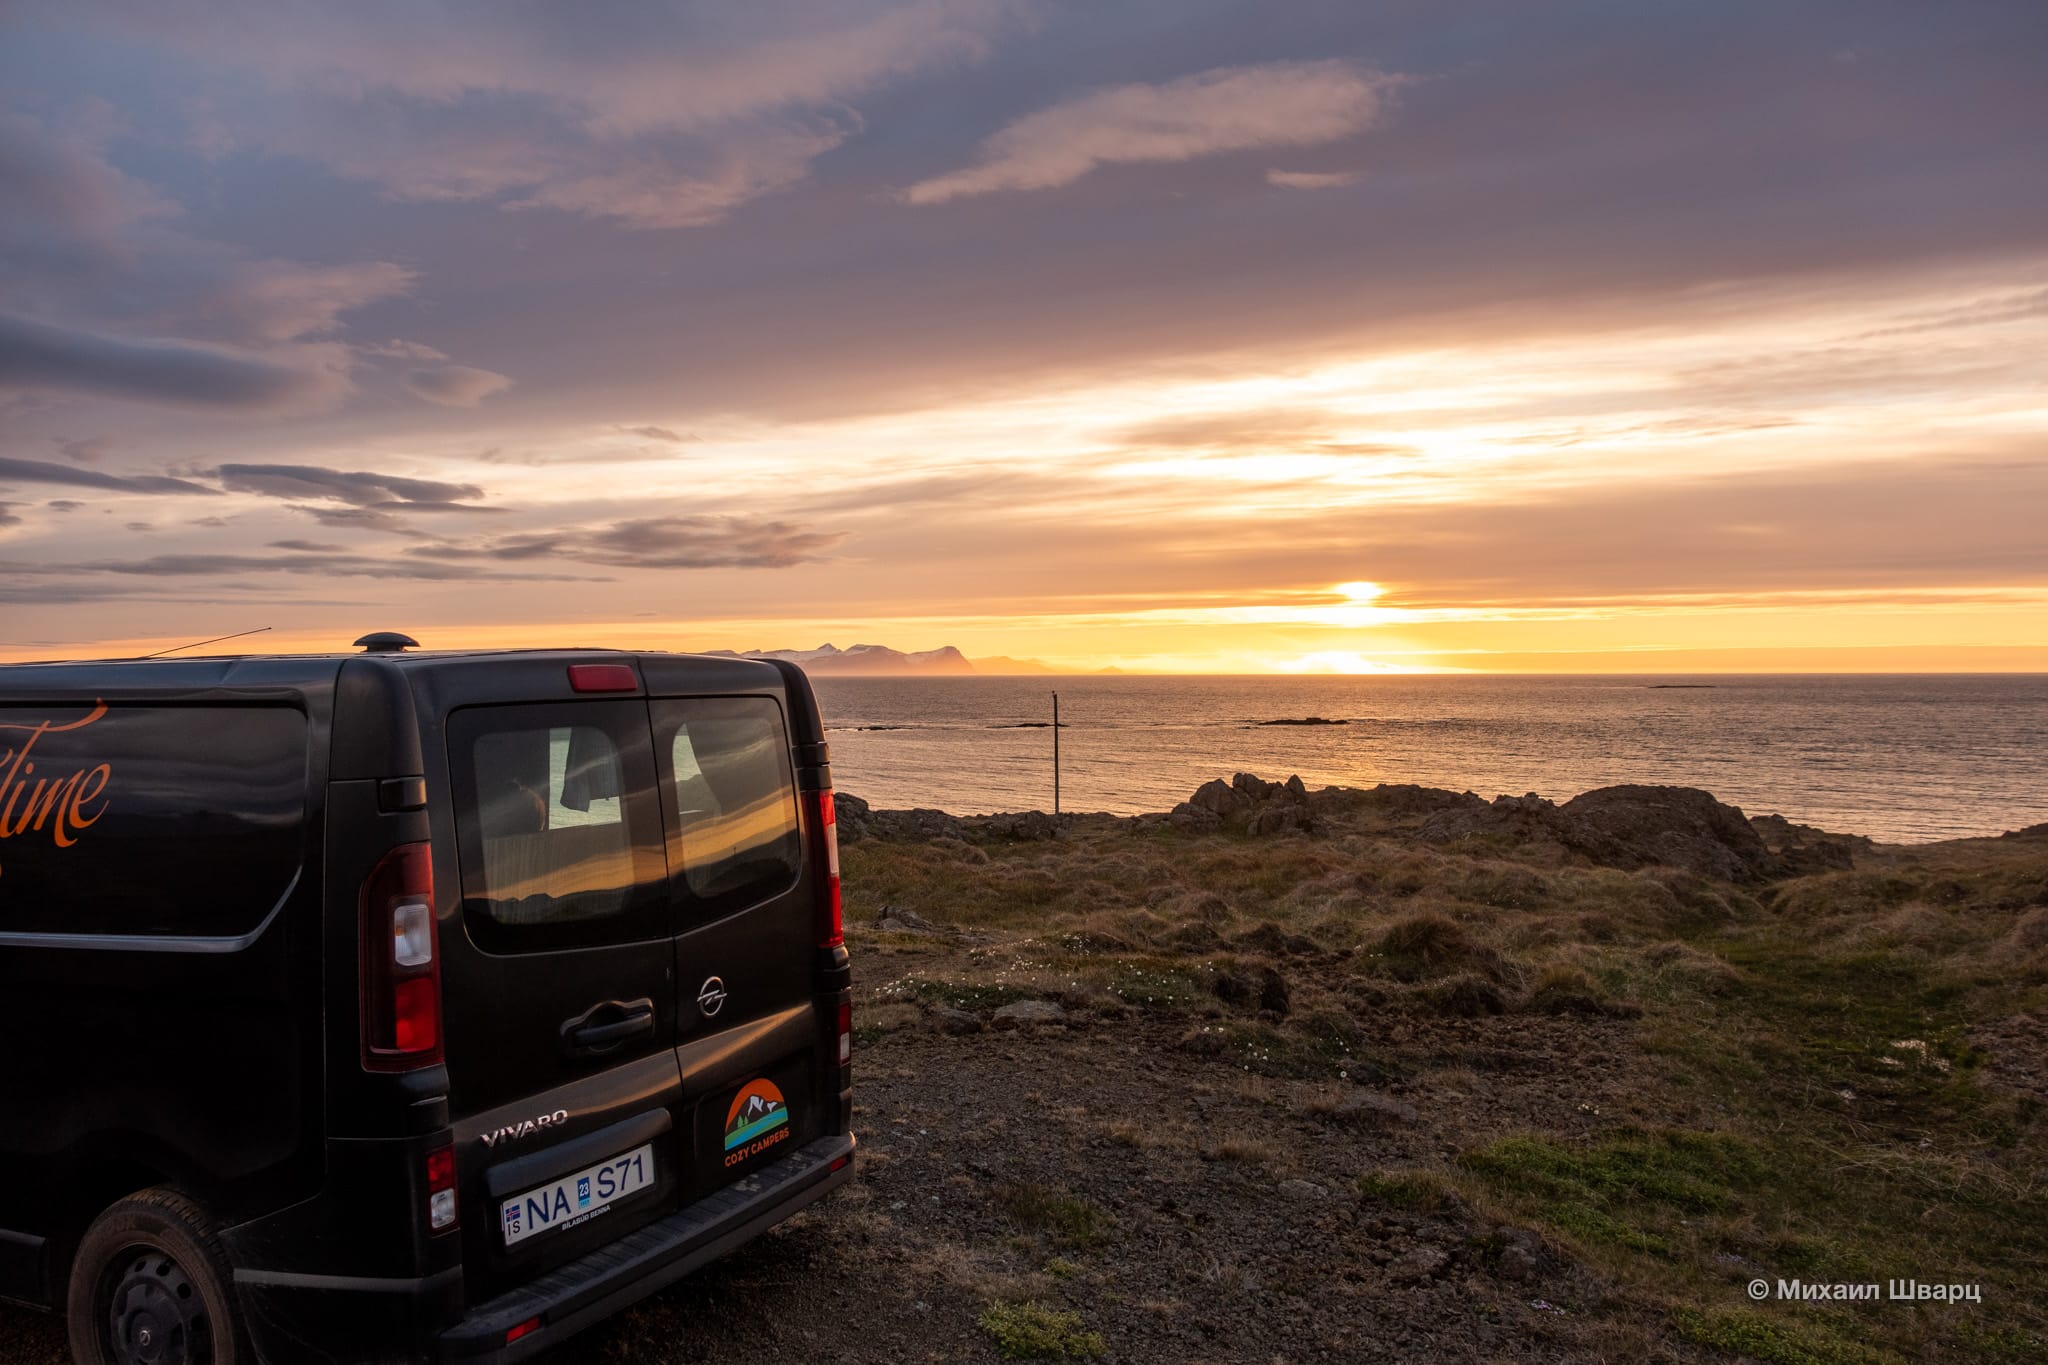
xmin=355 ymin=631 xmax=420 ymax=654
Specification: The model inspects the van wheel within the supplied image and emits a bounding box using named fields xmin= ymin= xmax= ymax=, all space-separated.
xmin=66 ymin=1189 xmax=246 ymax=1365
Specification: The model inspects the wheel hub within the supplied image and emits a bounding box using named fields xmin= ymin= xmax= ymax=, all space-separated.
xmin=106 ymin=1251 xmax=209 ymax=1365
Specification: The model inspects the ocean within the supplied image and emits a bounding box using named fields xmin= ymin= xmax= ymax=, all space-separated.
xmin=807 ymin=674 xmax=2048 ymax=844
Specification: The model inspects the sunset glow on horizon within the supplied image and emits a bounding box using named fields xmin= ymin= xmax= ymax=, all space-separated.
xmin=3 ymin=3 xmax=2045 ymax=673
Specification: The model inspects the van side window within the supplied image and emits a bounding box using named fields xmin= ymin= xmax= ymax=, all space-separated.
xmin=449 ymin=701 xmax=667 ymax=953
xmin=652 ymin=698 xmax=801 ymax=918
xmin=0 ymin=703 xmax=304 ymax=939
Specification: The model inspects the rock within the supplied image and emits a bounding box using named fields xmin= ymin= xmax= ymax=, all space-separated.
xmin=992 ymin=999 xmax=1067 ymax=1028
xmin=875 ymin=904 xmax=943 ymax=934
xmin=974 ymin=810 xmax=1061 ymax=841
xmin=1333 ymin=1091 xmax=1419 ymax=1126
xmin=1164 ymin=802 xmax=1225 ymax=832
xmin=1177 ymin=1025 xmax=1229 ymax=1056
xmin=1749 ymin=812 xmax=1868 ymax=874
xmin=1246 ymin=801 xmax=1315 ymax=836
xmin=1497 ymin=1245 xmax=1539 ymax=1281
xmin=1558 ymin=785 xmax=1780 ymax=884
xmin=930 ymin=1006 xmax=983 ymax=1035
xmin=1387 ymin=1246 xmax=1450 ymax=1282
xmin=1189 ymin=779 xmax=1248 ymax=817
xmin=1418 ymin=792 xmax=1572 ymax=848
xmin=835 ymin=797 xmax=965 ymax=843
xmin=832 ymin=792 xmax=874 ymax=841
xmin=1277 ymin=1179 xmax=1328 ymax=1201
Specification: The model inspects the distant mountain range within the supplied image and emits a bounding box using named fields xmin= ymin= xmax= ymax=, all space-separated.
xmin=706 ymin=643 xmax=1084 ymax=676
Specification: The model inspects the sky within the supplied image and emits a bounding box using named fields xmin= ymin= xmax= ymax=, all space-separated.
xmin=2 ymin=0 xmax=2045 ymax=673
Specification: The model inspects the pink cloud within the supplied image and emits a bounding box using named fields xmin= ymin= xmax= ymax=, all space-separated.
xmin=904 ymin=60 xmax=1400 ymax=203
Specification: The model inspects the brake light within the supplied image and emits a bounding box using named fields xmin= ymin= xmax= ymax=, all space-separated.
xmin=837 ymin=1000 xmax=852 ymax=1067
xmin=812 ymin=789 xmax=842 ymax=948
xmin=567 ymin=663 xmax=637 ymax=692
xmin=506 ymin=1317 xmax=541 ymax=1344
xmin=425 ymin=1143 xmax=458 ymax=1232
xmin=360 ymin=842 xmax=443 ymax=1072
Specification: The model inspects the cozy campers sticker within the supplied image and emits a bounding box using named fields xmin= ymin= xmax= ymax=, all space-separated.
xmin=722 ymin=1079 xmax=791 ymax=1167
xmin=0 ymin=701 xmax=111 ymax=876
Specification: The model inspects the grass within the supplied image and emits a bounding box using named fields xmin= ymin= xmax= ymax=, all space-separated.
xmin=1672 ymin=1307 xmax=1901 ymax=1365
xmin=993 ymin=1181 xmax=1117 ymax=1249
xmin=840 ymin=803 xmax=2048 ymax=1363
xmin=977 ymin=1302 xmax=1106 ymax=1360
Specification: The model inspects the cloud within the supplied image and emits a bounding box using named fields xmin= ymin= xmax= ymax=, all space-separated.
xmin=415 ymin=513 xmax=841 ymax=569
xmin=215 ymin=462 xmax=485 ymax=506
xmin=0 ymin=503 xmax=21 ymax=528
xmin=1114 ymin=407 xmax=1409 ymax=457
xmin=266 ymin=538 xmax=344 ymax=551
xmin=0 ymin=107 xmax=179 ymax=261
xmin=903 ymin=61 xmax=1400 ymax=203
xmin=404 ymin=364 xmax=514 ymax=407
xmin=55 ymin=436 xmax=110 ymax=463
xmin=621 ymin=425 xmax=690 ymax=443
xmin=503 ymin=119 xmax=853 ymax=229
xmin=191 ymin=259 xmax=415 ymax=342
xmin=0 ymin=312 xmax=345 ymax=409
xmin=360 ymin=338 xmax=449 ymax=361
xmin=97 ymin=0 xmax=1021 ymax=229
xmin=1266 ymin=169 xmax=1360 ymax=190
xmin=287 ymin=504 xmax=420 ymax=533
xmin=2 ymin=550 xmax=592 ymax=585
xmin=0 ymin=456 xmax=219 ymax=495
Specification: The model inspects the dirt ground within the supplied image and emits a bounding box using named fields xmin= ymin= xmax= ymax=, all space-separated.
xmin=0 ymin=1005 xmax=1644 ymax=1364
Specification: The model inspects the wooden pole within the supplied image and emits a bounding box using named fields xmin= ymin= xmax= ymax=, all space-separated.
xmin=1053 ymin=691 xmax=1061 ymax=815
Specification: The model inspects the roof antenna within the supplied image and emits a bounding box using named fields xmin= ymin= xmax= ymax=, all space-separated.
xmin=141 ymin=626 xmax=273 ymax=659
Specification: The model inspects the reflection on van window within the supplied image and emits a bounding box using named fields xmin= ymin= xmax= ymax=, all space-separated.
xmin=471 ymin=724 xmax=633 ymax=926
xmin=666 ymin=703 xmax=800 ymax=912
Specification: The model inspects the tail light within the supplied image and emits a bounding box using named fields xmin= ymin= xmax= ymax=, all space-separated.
xmin=360 ymin=842 xmax=443 ymax=1071
xmin=425 ymin=1143 xmax=458 ymax=1232
xmin=811 ymin=789 xmax=842 ymax=948
xmin=836 ymin=999 xmax=852 ymax=1068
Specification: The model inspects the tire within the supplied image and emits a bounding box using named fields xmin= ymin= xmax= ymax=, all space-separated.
xmin=66 ymin=1188 xmax=247 ymax=1365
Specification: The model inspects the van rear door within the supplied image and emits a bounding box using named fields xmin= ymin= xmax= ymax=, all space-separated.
xmin=437 ymin=696 xmax=682 ymax=1295
xmin=645 ymin=692 xmax=828 ymax=1199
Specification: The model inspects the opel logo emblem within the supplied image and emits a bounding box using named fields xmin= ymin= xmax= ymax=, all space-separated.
xmin=697 ymin=976 xmax=728 ymax=1017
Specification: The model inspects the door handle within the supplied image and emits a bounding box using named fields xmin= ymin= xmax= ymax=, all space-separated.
xmin=561 ymin=998 xmax=656 ymax=1056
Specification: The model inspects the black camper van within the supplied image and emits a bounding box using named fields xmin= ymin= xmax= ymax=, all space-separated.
xmin=0 ymin=635 xmax=856 ymax=1363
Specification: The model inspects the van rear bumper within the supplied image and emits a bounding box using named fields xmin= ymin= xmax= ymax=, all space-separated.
xmin=438 ymin=1131 xmax=855 ymax=1362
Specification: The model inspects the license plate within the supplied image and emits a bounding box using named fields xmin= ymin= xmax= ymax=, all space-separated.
xmin=499 ymin=1142 xmax=654 ymax=1247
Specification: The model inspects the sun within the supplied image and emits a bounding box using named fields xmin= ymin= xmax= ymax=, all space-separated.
xmin=1332 ymin=581 xmax=1386 ymax=604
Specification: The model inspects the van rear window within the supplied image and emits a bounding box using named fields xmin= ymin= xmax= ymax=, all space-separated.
xmin=652 ymin=698 xmax=801 ymax=918
xmin=448 ymin=701 xmax=668 ymax=953
xmin=0 ymin=702 xmax=304 ymax=940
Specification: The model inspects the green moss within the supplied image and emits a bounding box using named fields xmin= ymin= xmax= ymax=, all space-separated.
xmin=978 ymin=1302 xmax=1106 ymax=1360
xmin=1357 ymin=1169 xmax=1459 ymax=1214
xmin=1671 ymin=1307 xmax=1899 ymax=1365
xmin=993 ymin=1182 xmax=1116 ymax=1249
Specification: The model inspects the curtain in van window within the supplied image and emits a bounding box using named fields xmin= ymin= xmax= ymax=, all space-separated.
xmin=471 ymin=725 xmax=632 ymax=924
xmin=657 ymin=699 xmax=801 ymax=915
